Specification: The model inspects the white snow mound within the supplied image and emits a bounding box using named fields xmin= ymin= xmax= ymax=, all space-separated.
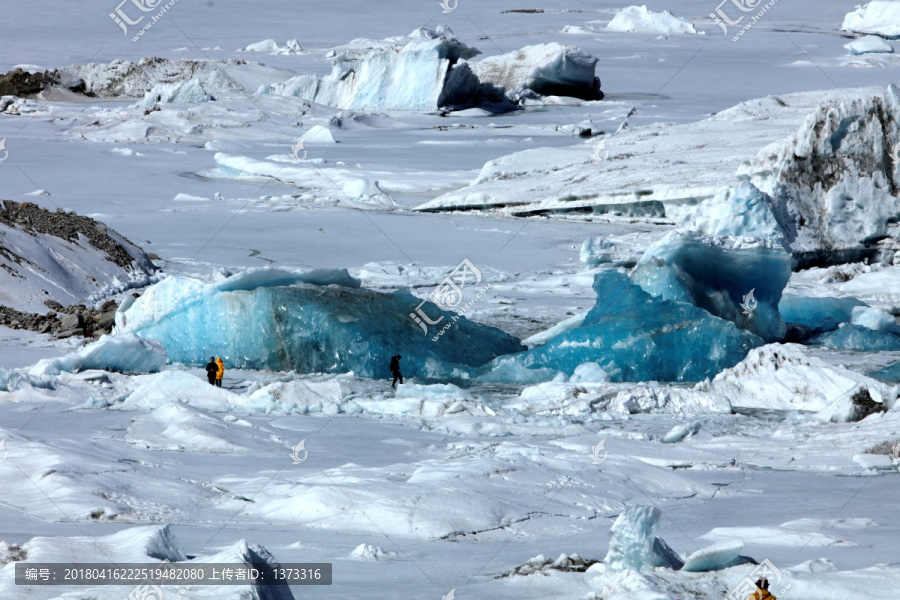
xmin=606 ymin=5 xmax=699 ymax=35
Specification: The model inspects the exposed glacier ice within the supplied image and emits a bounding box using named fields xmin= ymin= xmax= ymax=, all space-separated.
xmin=603 ymin=506 xmax=684 ymax=572
xmin=484 ymin=270 xmax=761 ymax=383
xmin=680 ymin=540 xmax=743 ymax=572
xmin=779 ymin=295 xmax=867 ymax=334
xmin=632 ymin=230 xmax=791 ymax=342
xmin=812 ymin=323 xmax=900 ymax=351
xmin=115 ymin=268 xmax=522 ymax=377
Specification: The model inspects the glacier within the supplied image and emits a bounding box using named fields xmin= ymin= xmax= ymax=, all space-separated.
xmin=115 ymin=268 xmax=522 ymax=377
xmin=482 ymin=270 xmax=761 ymax=383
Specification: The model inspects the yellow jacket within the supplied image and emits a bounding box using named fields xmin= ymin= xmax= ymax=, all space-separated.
xmin=216 ymin=357 xmax=224 ymax=379
xmin=749 ymin=591 xmax=775 ymax=600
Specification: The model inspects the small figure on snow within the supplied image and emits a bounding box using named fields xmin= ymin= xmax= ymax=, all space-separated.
xmin=205 ymin=356 xmax=218 ymax=386
xmin=749 ymin=578 xmax=776 ymax=600
xmin=390 ymin=354 xmax=403 ymax=388
xmin=215 ymin=356 xmax=225 ymax=388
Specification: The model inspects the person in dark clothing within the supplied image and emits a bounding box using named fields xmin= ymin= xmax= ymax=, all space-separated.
xmin=390 ymin=354 xmax=403 ymax=388
xmin=205 ymin=357 xmax=218 ymax=386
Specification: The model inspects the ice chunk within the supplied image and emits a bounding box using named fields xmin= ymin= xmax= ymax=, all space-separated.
xmin=812 ymin=323 xmax=900 ymax=351
xmin=0 ymin=368 xmax=25 ymax=392
xmin=606 ymin=386 xmax=731 ymax=415
xmin=852 ymin=454 xmax=896 ymax=470
xmin=738 ymin=85 xmax=900 ymax=253
xmin=523 ymin=312 xmax=586 ymax=348
xmin=681 ymin=540 xmax=743 ymax=572
xmin=680 ymin=182 xmax=787 ymax=245
xmin=779 ymin=295 xmax=867 ymax=333
xmin=469 ymin=43 xmax=602 ymax=100
xmin=248 ymin=379 xmax=345 ymax=414
xmin=632 ymin=230 xmax=791 ymax=342
xmin=845 ymin=34 xmax=894 ymax=55
xmin=661 ymin=422 xmax=700 ymax=443
xmin=580 ymin=235 xmax=616 ymax=268
xmin=606 ymin=5 xmax=699 ymax=35
xmin=301 ymin=125 xmax=337 ymax=144
xmin=842 ymin=1 xmax=900 ymax=37
xmin=116 ymin=269 xmax=522 ymax=377
xmin=851 ymin=305 xmax=900 ymax=333
xmin=603 ymin=506 xmax=683 ymax=572
xmin=242 ymin=38 xmax=302 ymax=55
xmin=29 ymin=333 xmax=166 ymax=377
xmin=570 ymin=362 xmax=610 ymax=383
xmin=485 ymin=270 xmax=760 ymax=383
xmin=261 ymin=27 xmax=504 ymax=111
xmin=137 ymin=78 xmax=214 ymax=107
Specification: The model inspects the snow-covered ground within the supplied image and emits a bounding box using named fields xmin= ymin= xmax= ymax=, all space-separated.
xmin=3 ymin=1 xmax=900 ymax=599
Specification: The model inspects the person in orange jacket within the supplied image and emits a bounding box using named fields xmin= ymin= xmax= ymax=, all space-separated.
xmin=215 ymin=357 xmax=224 ymax=388
xmin=749 ymin=578 xmax=776 ymax=600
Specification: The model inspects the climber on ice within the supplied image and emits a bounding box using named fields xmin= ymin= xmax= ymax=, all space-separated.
xmin=390 ymin=354 xmax=403 ymax=388
xmin=205 ymin=357 xmax=217 ymax=386
xmin=215 ymin=356 xmax=225 ymax=388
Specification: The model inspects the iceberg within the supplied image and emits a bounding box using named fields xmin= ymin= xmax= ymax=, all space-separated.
xmin=28 ymin=333 xmax=167 ymax=377
xmin=116 ymin=268 xmax=523 ymax=377
xmin=259 ymin=27 xmax=505 ymax=111
xmin=632 ymin=230 xmax=792 ymax=342
xmin=603 ymin=506 xmax=684 ymax=572
xmin=469 ymin=43 xmax=602 ymax=100
xmin=483 ymin=270 xmax=761 ymax=383
xmin=606 ymin=5 xmax=699 ymax=35
xmin=680 ymin=182 xmax=788 ymax=245
xmin=842 ymin=1 xmax=900 ymax=38
xmin=779 ymin=295 xmax=867 ymax=334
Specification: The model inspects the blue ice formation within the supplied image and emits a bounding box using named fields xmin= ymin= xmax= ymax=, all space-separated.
xmin=779 ymin=295 xmax=867 ymax=333
xmin=871 ymin=359 xmax=900 ymax=382
xmin=631 ymin=230 xmax=791 ymax=342
xmin=603 ymin=506 xmax=684 ymax=572
xmin=482 ymin=270 xmax=761 ymax=383
xmin=116 ymin=268 xmax=522 ymax=377
xmin=810 ymin=305 xmax=900 ymax=351
xmin=812 ymin=324 xmax=900 ymax=351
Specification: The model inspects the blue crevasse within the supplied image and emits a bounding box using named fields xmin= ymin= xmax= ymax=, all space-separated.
xmin=116 ymin=268 xmax=522 ymax=377
xmin=481 ymin=270 xmax=761 ymax=383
